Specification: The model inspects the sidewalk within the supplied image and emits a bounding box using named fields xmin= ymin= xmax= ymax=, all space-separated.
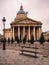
xmin=0 ymin=49 xmax=49 ymax=65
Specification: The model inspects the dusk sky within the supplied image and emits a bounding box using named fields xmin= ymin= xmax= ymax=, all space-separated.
xmin=0 ymin=0 xmax=49 ymax=34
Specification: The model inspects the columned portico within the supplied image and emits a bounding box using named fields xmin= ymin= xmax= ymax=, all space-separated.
xmin=13 ymin=26 xmax=42 ymax=40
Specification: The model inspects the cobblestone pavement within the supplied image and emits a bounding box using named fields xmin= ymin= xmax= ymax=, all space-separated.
xmin=0 ymin=49 xmax=49 ymax=65
xmin=0 ymin=42 xmax=49 ymax=65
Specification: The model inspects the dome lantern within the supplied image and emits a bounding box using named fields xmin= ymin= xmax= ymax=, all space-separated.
xmin=17 ymin=4 xmax=26 ymax=15
xmin=20 ymin=4 xmax=23 ymax=10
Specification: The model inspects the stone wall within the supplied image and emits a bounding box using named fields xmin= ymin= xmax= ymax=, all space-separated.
xmin=5 ymin=29 xmax=11 ymax=40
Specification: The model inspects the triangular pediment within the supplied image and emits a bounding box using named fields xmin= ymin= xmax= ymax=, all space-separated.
xmin=17 ymin=20 xmax=35 ymax=24
xmin=10 ymin=18 xmax=42 ymax=25
xmin=16 ymin=18 xmax=42 ymax=25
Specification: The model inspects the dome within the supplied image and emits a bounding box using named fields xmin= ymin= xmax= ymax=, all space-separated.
xmin=17 ymin=5 xmax=26 ymax=15
xmin=17 ymin=10 xmax=26 ymax=15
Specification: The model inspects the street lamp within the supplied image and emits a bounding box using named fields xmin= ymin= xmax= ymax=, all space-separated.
xmin=2 ymin=17 xmax=6 ymax=50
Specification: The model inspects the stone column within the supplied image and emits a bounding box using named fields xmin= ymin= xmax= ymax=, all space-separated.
xmin=39 ymin=27 xmax=42 ymax=38
xmin=33 ymin=27 xmax=35 ymax=40
xmin=38 ymin=27 xmax=41 ymax=39
xmin=18 ymin=26 xmax=20 ymax=39
xmin=13 ymin=27 xmax=15 ymax=39
xmin=40 ymin=27 xmax=42 ymax=34
xmin=28 ymin=26 xmax=30 ymax=40
xmin=37 ymin=27 xmax=39 ymax=40
xmin=11 ymin=27 xmax=13 ymax=39
xmin=23 ymin=26 xmax=25 ymax=39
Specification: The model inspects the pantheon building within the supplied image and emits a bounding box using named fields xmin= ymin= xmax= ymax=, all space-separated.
xmin=4 ymin=5 xmax=42 ymax=40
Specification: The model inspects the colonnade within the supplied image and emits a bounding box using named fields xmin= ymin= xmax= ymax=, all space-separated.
xmin=12 ymin=26 xmax=42 ymax=40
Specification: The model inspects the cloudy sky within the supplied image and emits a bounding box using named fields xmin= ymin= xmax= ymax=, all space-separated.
xmin=0 ymin=0 xmax=49 ymax=34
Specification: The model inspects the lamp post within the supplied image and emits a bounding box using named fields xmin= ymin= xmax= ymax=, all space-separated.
xmin=2 ymin=17 xmax=6 ymax=50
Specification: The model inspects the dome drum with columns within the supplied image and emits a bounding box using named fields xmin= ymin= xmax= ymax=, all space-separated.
xmin=4 ymin=5 xmax=42 ymax=40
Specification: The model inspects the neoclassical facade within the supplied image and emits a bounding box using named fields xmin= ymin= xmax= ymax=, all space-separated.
xmin=4 ymin=5 xmax=42 ymax=40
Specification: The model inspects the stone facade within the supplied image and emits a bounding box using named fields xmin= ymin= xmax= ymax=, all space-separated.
xmin=43 ymin=31 xmax=49 ymax=40
xmin=4 ymin=5 xmax=42 ymax=40
xmin=4 ymin=29 xmax=11 ymax=40
xmin=0 ymin=34 xmax=3 ymax=39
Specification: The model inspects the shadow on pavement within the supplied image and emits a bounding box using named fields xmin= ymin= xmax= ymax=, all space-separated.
xmin=20 ymin=53 xmax=39 ymax=58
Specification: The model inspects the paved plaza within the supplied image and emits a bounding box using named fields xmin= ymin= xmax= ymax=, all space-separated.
xmin=0 ymin=42 xmax=49 ymax=65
